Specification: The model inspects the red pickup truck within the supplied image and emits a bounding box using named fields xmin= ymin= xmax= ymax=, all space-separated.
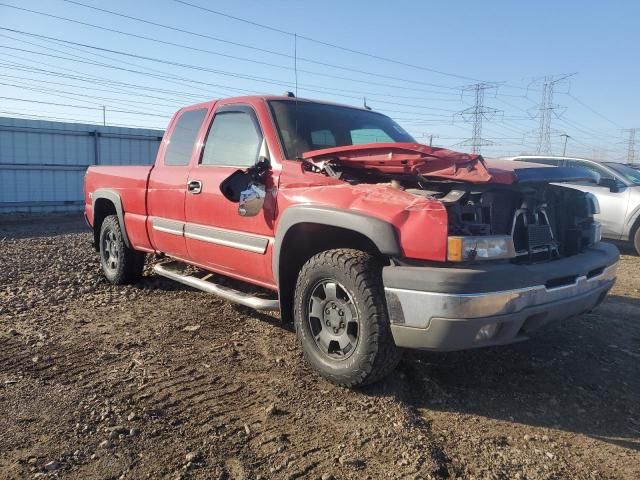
xmin=85 ymin=94 xmax=618 ymax=387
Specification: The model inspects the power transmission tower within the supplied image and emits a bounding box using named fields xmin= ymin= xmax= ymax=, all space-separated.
xmin=455 ymin=83 xmax=501 ymax=154
xmin=624 ymin=128 xmax=638 ymax=165
xmin=529 ymin=74 xmax=574 ymax=154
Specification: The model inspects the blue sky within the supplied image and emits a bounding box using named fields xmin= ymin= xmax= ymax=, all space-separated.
xmin=0 ymin=0 xmax=638 ymax=160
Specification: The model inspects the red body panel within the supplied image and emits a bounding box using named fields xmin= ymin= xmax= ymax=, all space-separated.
xmin=84 ymin=95 xmax=514 ymax=289
xmin=276 ymin=161 xmax=448 ymax=261
xmin=84 ymin=165 xmax=153 ymax=251
xmin=303 ymin=142 xmax=508 ymax=184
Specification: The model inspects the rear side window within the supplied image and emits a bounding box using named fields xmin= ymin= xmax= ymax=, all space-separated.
xmin=201 ymin=111 xmax=262 ymax=167
xmin=164 ymin=108 xmax=207 ymax=166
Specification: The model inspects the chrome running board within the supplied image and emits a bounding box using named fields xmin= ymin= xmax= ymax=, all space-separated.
xmin=153 ymin=261 xmax=279 ymax=311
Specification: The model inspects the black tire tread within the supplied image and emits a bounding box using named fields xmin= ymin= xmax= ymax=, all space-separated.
xmin=294 ymin=249 xmax=400 ymax=387
xmin=99 ymin=215 xmax=145 ymax=285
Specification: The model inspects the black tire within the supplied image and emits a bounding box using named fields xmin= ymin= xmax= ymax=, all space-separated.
xmin=634 ymin=225 xmax=640 ymax=256
xmin=293 ymin=249 xmax=401 ymax=387
xmin=98 ymin=215 xmax=145 ymax=285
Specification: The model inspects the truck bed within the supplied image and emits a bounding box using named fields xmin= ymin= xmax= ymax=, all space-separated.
xmin=84 ymin=165 xmax=152 ymax=229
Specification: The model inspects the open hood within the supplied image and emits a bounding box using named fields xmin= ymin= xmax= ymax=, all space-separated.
xmin=302 ymin=142 xmax=499 ymax=183
xmin=302 ymin=143 xmax=600 ymax=185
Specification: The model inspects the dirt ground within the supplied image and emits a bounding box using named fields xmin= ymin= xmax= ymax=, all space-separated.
xmin=0 ymin=214 xmax=638 ymax=480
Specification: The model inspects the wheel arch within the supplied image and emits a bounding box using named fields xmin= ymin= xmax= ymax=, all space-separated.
xmin=626 ymin=205 xmax=640 ymax=241
xmin=273 ymin=206 xmax=401 ymax=323
xmin=92 ymin=189 xmax=131 ymax=250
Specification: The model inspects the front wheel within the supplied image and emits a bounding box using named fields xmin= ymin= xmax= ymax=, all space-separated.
xmin=293 ymin=249 xmax=400 ymax=387
xmin=99 ymin=215 xmax=145 ymax=285
xmin=634 ymin=225 xmax=640 ymax=256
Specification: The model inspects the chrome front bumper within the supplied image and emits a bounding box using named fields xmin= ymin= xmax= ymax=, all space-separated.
xmin=384 ymin=245 xmax=618 ymax=351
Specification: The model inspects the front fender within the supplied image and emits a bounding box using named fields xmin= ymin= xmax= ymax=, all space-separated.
xmin=272 ymin=205 xmax=401 ymax=283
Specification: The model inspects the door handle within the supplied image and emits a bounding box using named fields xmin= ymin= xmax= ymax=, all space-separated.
xmin=187 ymin=180 xmax=202 ymax=194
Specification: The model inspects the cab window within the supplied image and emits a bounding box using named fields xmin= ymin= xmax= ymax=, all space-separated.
xmin=164 ymin=108 xmax=207 ymax=166
xmin=201 ymin=111 xmax=262 ymax=167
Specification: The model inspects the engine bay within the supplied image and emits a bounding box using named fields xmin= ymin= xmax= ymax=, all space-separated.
xmin=306 ymin=160 xmax=600 ymax=263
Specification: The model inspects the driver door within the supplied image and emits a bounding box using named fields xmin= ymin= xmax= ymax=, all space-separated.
xmin=184 ymin=104 xmax=276 ymax=287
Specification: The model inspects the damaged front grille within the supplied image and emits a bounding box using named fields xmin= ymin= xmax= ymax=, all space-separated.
xmin=443 ymin=183 xmax=598 ymax=263
xmin=511 ymin=206 xmax=559 ymax=261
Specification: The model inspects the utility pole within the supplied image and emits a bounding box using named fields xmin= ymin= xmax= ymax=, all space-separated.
xmin=421 ymin=132 xmax=439 ymax=147
xmin=560 ymin=133 xmax=571 ymax=156
xmin=530 ymin=74 xmax=574 ymax=154
xmin=456 ymin=83 xmax=501 ymax=154
xmin=624 ymin=128 xmax=638 ymax=165
xmin=102 ymin=106 xmax=106 ymax=126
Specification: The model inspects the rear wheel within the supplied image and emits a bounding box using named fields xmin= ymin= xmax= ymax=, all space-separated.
xmin=99 ymin=215 xmax=145 ymax=284
xmin=293 ymin=249 xmax=400 ymax=387
xmin=633 ymin=225 xmax=640 ymax=256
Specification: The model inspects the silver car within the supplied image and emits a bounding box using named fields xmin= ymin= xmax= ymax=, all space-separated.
xmin=501 ymin=156 xmax=640 ymax=254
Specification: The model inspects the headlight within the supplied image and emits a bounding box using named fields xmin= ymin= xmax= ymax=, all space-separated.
xmin=447 ymin=235 xmax=516 ymax=262
xmin=585 ymin=192 xmax=600 ymax=215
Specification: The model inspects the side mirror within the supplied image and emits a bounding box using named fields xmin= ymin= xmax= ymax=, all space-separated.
xmin=239 ymin=182 xmax=266 ymax=217
xmin=219 ymin=151 xmax=270 ymax=217
xmin=598 ymin=177 xmax=623 ymax=193
xmin=220 ymin=169 xmax=252 ymax=202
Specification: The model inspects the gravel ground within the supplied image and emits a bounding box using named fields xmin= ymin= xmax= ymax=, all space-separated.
xmin=0 ymin=214 xmax=638 ymax=480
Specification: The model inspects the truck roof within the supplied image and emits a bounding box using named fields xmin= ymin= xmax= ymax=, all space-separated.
xmin=179 ymin=94 xmax=376 ymax=113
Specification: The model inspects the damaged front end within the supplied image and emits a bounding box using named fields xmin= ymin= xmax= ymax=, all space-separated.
xmin=302 ymin=143 xmax=602 ymax=264
xmin=443 ymin=179 xmax=601 ymax=263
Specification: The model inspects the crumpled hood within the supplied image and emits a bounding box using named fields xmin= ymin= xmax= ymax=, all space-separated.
xmin=301 ymin=142 xmax=509 ymax=184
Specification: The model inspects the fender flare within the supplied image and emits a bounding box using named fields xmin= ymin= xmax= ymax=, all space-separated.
xmin=624 ymin=203 xmax=640 ymax=240
xmin=272 ymin=205 xmax=401 ymax=283
xmin=92 ymin=188 xmax=131 ymax=248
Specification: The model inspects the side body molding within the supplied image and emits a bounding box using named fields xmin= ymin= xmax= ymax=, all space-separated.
xmin=92 ymin=188 xmax=131 ymax=248
xmin=272 ymin=205 xmax=401 ymax=284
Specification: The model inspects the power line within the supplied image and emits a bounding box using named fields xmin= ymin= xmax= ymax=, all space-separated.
xmin=168 ymin=0 xmax=533 ymax=93
xmin=0 ymin=109 xmax=164 ymax=129
xmin=0 ymin=2 xmax=460 ymax=97
xmin=0 ymin=79 xmax=179 ymax=114
xmin=0 ymin=27 xmax=464 ymax=113
xmin=0 ymin=71 xmax=193 ymax=107
xmin=41 ymin=1 xmax=468 ymax=93
xmin=0 ymin=96 xmax=170 ymax=118
xmin=0 ymin=54 xmax=458 ymax=128
xmin=0 ymin=32 xmax=238 ymax=97
xmin=0 ymin=29 xmax=463 ymax=113
xmin=567 ymin=93 xmax=623 ymax=129
xmin=0 ymin=52 xmax=458 ymax=130
xmin=0 ymin=58 xmax=210 ymax=103
xmin=62 ymin=0 xmax=482 ymax=86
